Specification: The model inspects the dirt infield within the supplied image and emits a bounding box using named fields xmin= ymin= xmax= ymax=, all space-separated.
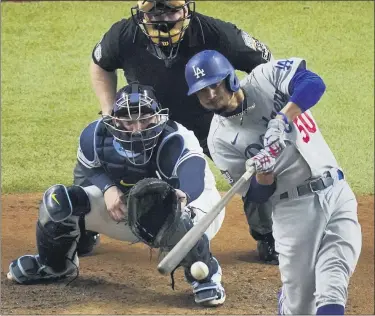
xmin=1 ymin=193 xmax=374 ymax=315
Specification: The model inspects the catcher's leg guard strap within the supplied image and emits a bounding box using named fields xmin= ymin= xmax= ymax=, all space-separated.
xmin=37 ymin=184 xmax=90 ymax=272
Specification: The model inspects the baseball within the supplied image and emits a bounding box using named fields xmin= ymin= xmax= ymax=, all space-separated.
xmin=190 ymin=261 xmax=209 ymax=280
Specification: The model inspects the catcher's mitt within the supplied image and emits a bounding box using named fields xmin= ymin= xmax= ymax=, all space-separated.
xmin=127 ymin=178 xmax=182 ymax=249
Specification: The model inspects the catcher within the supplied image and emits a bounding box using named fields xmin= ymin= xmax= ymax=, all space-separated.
xmin=7 ymin=83 xmax=226 ymax=307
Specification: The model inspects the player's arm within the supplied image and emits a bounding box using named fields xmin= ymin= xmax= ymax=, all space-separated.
xmin=90 ymin=62 xmax=117 ymax=116
xmin=208 ymin=17 xmax=273 ymax=73
xmin=211 ymin=141 xmax=276 ymax=203
xmin=276 ymin=59 xmax=326 ymax=122
xmin=77 ymin=121 xmax=126 ymax=220
xmin=260 ymin=58 xmax=326 ymax=156
xmin=175 ymin=153 xmax=206 ymax=204
xmin=268 ymin=58 xmax=326 ymax=121
xmin=245 ymin=150 xmax=276 ymax=203
xmin=76 ymin=121 xmax=115 ymax=193
xmin=91 ymin=20 xmax=125 ymax=115
xmin=158 ymin=125 xmax=207 ymax=204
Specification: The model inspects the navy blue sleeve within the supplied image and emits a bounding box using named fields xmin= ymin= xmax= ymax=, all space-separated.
xmin=77 ymin=161 xmax=115 ymax=193
xmin=79 ymin=121 xmax=97 ymax=162
xmin=245 ymin=176 xmax=276 ymax=203
xmin=288 ymin=68 xmax=326 ymax=112
xmin=77 ymin=121 xmax=115 ymax=193
xmin=157 ymin=130 xmax=205 ymax=203
xmin=176 ymin=156 xmax=206 ymax=204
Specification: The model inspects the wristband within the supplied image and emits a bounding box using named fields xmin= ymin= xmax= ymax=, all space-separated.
xmin=102 ymin=183 xmax=116 ymax=194
xmin=277 ymin=112 xmax=289 ymax=125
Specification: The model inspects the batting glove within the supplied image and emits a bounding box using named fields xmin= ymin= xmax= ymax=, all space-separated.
xmin=264 ymin=118 xmax=288 ymax=158
xmin=246 ymin=149 xmax=276 ymax=173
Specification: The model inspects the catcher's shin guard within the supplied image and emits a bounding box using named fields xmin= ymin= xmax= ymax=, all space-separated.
xmin=36 ymin=184 xmax=90 ymax=273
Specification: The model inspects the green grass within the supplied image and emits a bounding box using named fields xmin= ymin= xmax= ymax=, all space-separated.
xmin=1 ymin=1 xmax=374 ymax=194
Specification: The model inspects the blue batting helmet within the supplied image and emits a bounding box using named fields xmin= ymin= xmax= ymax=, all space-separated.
xmin=185 ymin=50 xmax=240 ymax=96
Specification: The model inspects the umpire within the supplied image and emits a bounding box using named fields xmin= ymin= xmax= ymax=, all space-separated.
xmin=75 ymin=0 xmax=277 ymax=263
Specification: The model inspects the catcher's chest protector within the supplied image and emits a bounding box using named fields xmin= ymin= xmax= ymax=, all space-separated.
xmin=95 ymin=121 xmax=181 ymax=193
xmin=95 ymin=124 xmax=159 ymax=190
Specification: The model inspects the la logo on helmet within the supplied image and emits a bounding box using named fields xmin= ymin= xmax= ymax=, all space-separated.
xmin=192 ymin=65 xmax=205 ymax=79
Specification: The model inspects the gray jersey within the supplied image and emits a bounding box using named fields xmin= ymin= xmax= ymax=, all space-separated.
xmin=208 ymin=57 xmax=340 ymax=197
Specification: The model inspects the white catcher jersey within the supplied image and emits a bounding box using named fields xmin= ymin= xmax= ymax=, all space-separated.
xmin=208 ymin=57 xmax=340 ymax=196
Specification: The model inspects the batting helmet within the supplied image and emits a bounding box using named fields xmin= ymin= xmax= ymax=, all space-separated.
xmin=185 ymin=50 xmax=240 ymax=96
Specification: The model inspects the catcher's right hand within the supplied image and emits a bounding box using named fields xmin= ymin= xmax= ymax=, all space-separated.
xmin=103 ymin=186 xmax=127 ymax=222
xmin=246 ymin=149 xmax=276 ymax=174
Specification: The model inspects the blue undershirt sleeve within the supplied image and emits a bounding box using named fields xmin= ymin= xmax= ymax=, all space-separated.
xmin=288 ymin=68 xmax=326 ymax=112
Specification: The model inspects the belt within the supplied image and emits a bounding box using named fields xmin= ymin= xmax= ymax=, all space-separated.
xmin=279 ymin=170 xmax=344 ymax=200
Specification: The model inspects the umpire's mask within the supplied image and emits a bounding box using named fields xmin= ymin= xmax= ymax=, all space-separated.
xmin=131 ymin=0 xmax=195 ymax=62
xmin=103 ymin=83 xmax=169 ymax=166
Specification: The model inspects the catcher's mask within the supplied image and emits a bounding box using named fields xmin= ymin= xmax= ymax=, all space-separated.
xmin=131 ymin=0 xmax=195 ymax=61
xmin=103 ymin=83 xmax=169 ymax=166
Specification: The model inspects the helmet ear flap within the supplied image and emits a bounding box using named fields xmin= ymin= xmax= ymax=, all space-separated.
xmin=226 ymin=72 xmax=240 ymax=92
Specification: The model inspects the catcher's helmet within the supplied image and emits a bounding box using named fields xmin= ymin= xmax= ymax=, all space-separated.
xmin=103 ymin=83 xmax=169 ymax=166
xmin=131 ymin=0 xmax=195 ymax=61
xmin=185 ymin=50 xmax=240 ymax=96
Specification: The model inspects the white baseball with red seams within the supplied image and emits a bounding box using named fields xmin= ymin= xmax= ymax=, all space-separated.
xmin=190 ymin=261 xmax=209 ymax=280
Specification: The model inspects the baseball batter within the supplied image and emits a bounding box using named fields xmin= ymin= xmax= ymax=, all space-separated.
xmin=7 ymin=83 xmax=226 ymax=307
xmin=184 ymin=50 xmax=362 ymax=315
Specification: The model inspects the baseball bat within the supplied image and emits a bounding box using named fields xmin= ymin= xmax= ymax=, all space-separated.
xmin=157 ymin=166 xmax=256 ymax=275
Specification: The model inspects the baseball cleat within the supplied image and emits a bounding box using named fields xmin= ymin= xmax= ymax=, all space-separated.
xmin=257 ymin=235 xmax=279 ymax=265
xmin=192 ymin=281 xmax=226 ymax=306
xmin=185 ymin=257 xmax=226 ymax=306
xmin=77 ymin=231 xmax=100 ymax=257
xmin=7 ymin=254 xmax=78 ymax=284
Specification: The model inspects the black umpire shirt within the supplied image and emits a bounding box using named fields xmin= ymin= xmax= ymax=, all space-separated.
xmin=92 ymin=12 xmax=272 ymax=155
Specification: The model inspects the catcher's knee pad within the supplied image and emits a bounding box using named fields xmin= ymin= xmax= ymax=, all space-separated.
xmin=37 ymin=184 xmax=90 ymax=272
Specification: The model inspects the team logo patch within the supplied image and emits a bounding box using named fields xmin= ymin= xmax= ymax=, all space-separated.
xmin=192 ymin=65 xmax=205 ymax=79
xmin=241 ymin=31 xmax=257 ymax=50
xmin=220 ymin=170 xmax=234 ymax=184
xmin=94 ymin=44 xmax=102 ymax=62
xmin=241 ymin=31 xmax=272 ymax=61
